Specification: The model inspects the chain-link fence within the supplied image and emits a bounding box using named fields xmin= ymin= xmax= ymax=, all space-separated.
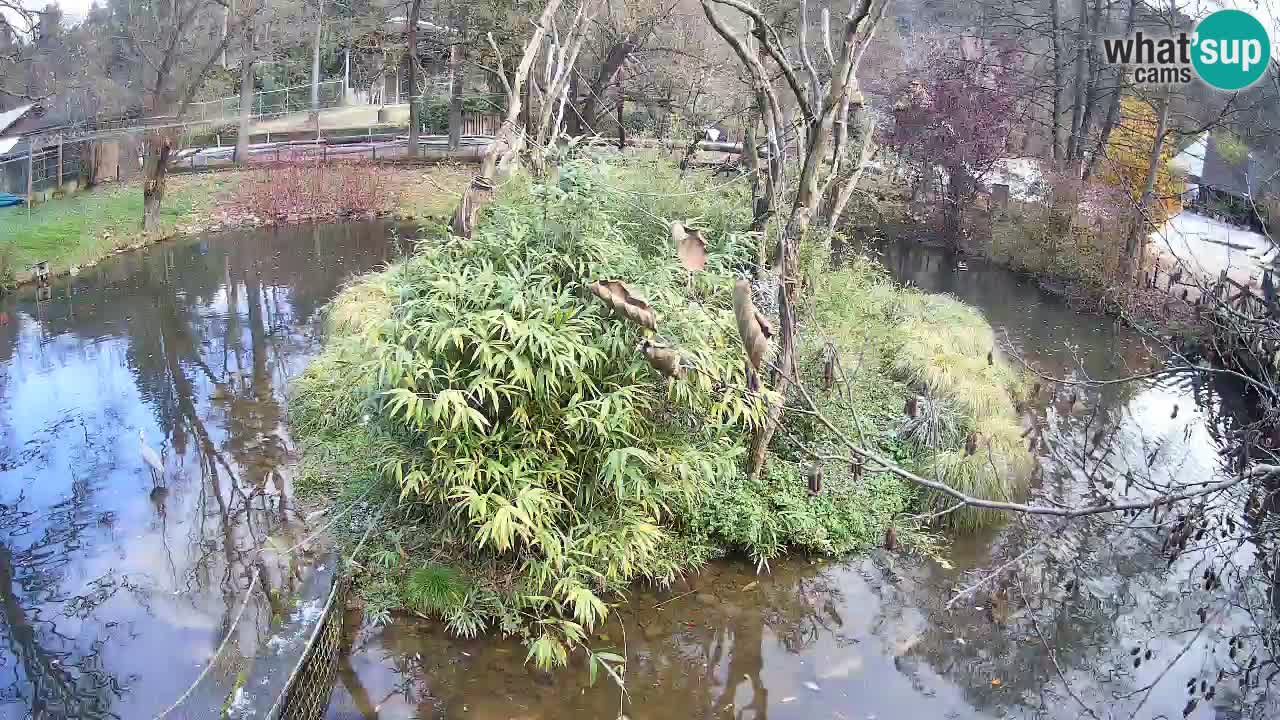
xmin=187 ymin=80 xmax=346 ymax=124
xmin=264 ymin=574 xmax=348 ymax=720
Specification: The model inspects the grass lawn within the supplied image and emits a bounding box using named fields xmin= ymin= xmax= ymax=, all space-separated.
xmin=0 ymin=163 xmax=468 ymax=288
xmin=0 ymin=173 xmax=232 ymax=279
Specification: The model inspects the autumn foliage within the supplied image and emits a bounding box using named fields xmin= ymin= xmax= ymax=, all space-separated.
xmin=1095 ymin=97 xmax=1184 ymax=220
xmin=234 ymin=161 xmax=392 ymax=223
xmin=888 ymin=41 xmax=1025 ymax=242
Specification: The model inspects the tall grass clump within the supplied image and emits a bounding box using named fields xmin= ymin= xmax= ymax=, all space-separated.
xmin=813 ymin=256 xmax=1033 ymax=530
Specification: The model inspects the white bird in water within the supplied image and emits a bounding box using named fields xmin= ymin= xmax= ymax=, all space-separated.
xmin=139 ymin=430 xmax=164 ymax=481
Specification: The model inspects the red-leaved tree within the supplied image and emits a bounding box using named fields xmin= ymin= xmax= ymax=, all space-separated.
xmin=890 ymin=41 xmax=1025 ymax=247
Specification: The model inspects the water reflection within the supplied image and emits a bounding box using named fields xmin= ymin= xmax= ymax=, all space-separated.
xmin=330 ymin=239 xmax=1274 ymax=720
xmin=0 ymin=221 xmax=403 ymax=719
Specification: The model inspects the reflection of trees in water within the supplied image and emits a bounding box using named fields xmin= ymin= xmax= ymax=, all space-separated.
xmin=702 ymin=567 xmax=852 ymax=719
xmin=873 ymin=240 xmax=1280 ymax=717
xmin=0 ymin=490 xmax=126 ymax=719
xmin=0 ymin=221 xmax=401 ymax=717
xmin=904 ymin=367 xmax=1278 ymax=716
xmin=345 ymin=560 xmax=856 ymax=719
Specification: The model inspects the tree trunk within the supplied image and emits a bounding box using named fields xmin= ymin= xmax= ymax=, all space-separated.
xmin=616 ymin=76 xmax=625 ymax=150
xmin=1124 ymin=91 xmax=1171 ymax=277
xmin=823 ymin=107 xmax=875 ymax=231
xmin=577 ymin=38 xmax=640 ymax=134
xmin=234 ymin=29 xmax=255 ymax=165
xmin=743 ymin=112 xmax=771 ymax=237
xmin=447 ymin=12 xmax=467 ymax=150
xmin=310 ymin=0 xmax=323 ymax=120
xmin=142 ymin=129 xmax=174 ymax=231
xmin=406 ymin=0 xmax=423 ymax=157
xmin=221 ymin=6 xmax=230 ymax=69
xmin=943 ymin=164 xmax=967 ymax=248
xmin=1065 ymin=0 xmax=1088 ymax=166
xmin=1082 ymin=0 xmax=1136 ymax=184
xmin=1049 ymin=0 xmax=1064 ymax=165
xmin=1074 ymin=0 xmax=1103 ymax=168
xmin=565 ymin=72 xmax=581 ymax=135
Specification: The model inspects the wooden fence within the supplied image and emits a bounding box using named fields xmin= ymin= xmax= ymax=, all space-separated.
xmin=458 ymin=111 xmax=501 ymax=136
xmin=1204 ymin=269 xmax=1280 ymax=377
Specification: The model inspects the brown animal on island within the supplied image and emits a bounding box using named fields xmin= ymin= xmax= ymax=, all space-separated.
xmin=638 ymin=339 xmax=685 ymax=379
xmin=733 ymin=279 xmax=773 ymax=391
xmin=806 ymin=462 xmax=823 ymax=496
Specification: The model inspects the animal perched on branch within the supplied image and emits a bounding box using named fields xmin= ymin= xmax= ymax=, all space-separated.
xmin=733 ymin=279 xmax=773 ymax=390
xmin=638 ymin=339 xmax=686 ymax=378
xmin=589 ymin=279 xmax=657 ymax=331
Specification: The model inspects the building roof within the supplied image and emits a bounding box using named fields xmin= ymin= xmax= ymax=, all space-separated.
xmin=1199 ymin=135 xmax=1259 ymax=198
xmin=1172 ymin=133 xmax=1206 ymax=180
xmin=0 ymin=104 xmax=34 ymax=135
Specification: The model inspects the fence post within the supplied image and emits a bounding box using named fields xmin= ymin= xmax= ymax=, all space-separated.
xmin=26 ymin=145 xmax=33 ymax=213
xmin=57 ymin=139 xmax=64 ymax=189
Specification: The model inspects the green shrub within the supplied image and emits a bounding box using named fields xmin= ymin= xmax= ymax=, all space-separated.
xmin=417 ymin=95 xmax=506 ymax=134
xmin=294 ymin=159 xmax=770 ymax=666
xmin=291 ymin=158 xmax=1028 ymax=667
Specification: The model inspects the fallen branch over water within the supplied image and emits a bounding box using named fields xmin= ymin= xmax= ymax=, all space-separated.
xmin=778 ymin=364 xmax=1270 ymax=519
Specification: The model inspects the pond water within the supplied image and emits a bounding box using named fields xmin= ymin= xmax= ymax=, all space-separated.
xmin=0 ymin=220 xmax=406 ymax=719
xmin=324 ymin=242 xmax=1275 ymax=720
xmin=1 ymin=224 xmax=1271 ymax=720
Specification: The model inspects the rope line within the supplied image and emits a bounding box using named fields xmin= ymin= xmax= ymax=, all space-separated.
xmin=149 ymin=494 xmax=376 ymax=720
xmin=149 ymin=569 xmax=262 ymax=720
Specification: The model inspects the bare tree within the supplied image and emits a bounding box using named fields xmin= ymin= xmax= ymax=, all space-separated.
xmin=701 ymin=0 xmax=888 ymax=476
xmin=128 ymin=0 xmax=260 ymax=229
xmin=449 ymin=0 xmax=571 ymax=238
xmin=234 ymin=2 xmax=266 ymax=165
xmin=0 ymin=1 xmax=43 ymax=103
xmin=529 ymin=0 xmax=600 ymax=172
xmin=405 ymin=0 xmax=424 ymax=156
xmin=447 ymin=7 xmax=467 ymax=150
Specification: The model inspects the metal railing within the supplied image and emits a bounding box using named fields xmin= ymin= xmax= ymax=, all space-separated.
xmin=187 ymin=80 xmax=347 ymax=124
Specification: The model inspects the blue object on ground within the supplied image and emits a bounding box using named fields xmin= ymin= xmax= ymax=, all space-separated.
xmin=0 ymin=193 xmax=24 ymax=208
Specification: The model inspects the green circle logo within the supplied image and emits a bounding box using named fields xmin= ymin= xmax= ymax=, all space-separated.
xmin=1192 ymin=9 xmax=1272 ymax=90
